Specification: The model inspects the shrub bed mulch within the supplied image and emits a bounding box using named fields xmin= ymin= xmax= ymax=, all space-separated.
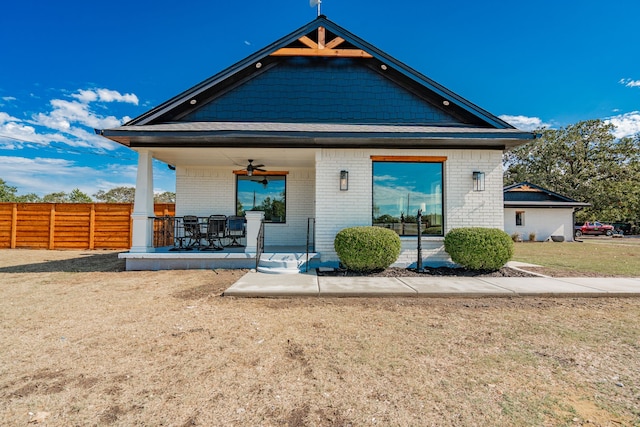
xmin=317 ymin=266 xmax=536 ymax=278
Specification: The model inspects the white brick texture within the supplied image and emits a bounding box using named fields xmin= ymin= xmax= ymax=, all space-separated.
xmin=176 ymin=166 xmax=315 ymax=247
xmin=175 ymin=147 xmax=505 ymax=266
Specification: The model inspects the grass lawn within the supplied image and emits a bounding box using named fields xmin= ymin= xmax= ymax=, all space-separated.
xmin=513 ymin=237 xmax=640 ymax=277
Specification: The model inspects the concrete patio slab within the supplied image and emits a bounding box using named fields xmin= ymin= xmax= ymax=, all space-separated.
xmin=223 ymin=271 xmax=319 ymax=297
xmin=318 ymin=276 xmax=417 ymax=297
xmin=224 ymin=271 xmax=640 ymax=298
xmin=398 ymin=277 xmax=516 ymax=297
xmin=478 ymin=277 xmax=615 ymax=297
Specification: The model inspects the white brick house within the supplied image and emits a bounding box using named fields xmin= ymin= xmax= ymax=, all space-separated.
xmin=100 ymin=16 xmax=536 ymax=271
xmin=504 ymin=182 xmax=589 ymax=242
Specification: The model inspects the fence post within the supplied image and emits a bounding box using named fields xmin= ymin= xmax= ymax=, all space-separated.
xmin=10 ymin=203 xmax=17 ymax=249
xmin=416 ymin=209 xmax=423 ymax=271
xmin=89 ymin=204 xmax=96 ymax=249
xmin=48 ymin=204 xmax=56 ymax=249
xmin=129 ymin=204 xmax=134 ymax=248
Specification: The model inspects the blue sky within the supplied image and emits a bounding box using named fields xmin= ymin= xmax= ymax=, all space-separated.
xmin=1 ymin=0 xmax=639 ymax=197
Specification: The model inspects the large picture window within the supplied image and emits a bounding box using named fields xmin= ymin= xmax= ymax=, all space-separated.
xmin=236 ymin=175 xmax=286 ymax=223
xmin=372 ymin=160 xmax=443 ymax=236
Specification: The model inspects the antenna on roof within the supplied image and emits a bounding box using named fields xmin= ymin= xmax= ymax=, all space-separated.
xmin=310 ymin=0 xmax=321 ymax=17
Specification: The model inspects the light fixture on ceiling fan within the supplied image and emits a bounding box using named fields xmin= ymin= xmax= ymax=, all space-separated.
xmin=246 ymin=159 xmax=265 ymax=177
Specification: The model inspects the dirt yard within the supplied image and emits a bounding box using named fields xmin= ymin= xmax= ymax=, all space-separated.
xmin=1 ymin=250 xmax=639 ymax=426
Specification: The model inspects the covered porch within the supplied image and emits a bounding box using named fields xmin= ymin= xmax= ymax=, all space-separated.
xmin=120 ymin=146 xmax=319 ymax=272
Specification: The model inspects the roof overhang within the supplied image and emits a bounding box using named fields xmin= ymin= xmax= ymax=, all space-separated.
xmin=504 ymin=201 xmax=591 ymax=208
xmin=101 ymin=122 xmax=536 ymax=151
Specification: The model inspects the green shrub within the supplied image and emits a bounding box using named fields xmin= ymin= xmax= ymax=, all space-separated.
xmin=444 ymin=228 xmax=514 ymax=271
xmin=334 ymin=226 xmax=401 ymax=272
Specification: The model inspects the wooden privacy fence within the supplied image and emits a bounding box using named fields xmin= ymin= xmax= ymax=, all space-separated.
xmin=0 ymin=203 xmax=175 ymax=250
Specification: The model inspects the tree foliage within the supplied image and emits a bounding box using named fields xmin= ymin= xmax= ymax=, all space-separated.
xmin=0 ymin=179 xmax=42 ymax=202
xmin=41 ymin=189 xmax=92 ymax=203
xmin=504 ymin=120 xmax=640 ymax=224
xmin=93 ymin=187 xmax=136 ymax=203
xmin=0 ymin=178 xmax=19 ymax=202
xmin=154 ymin=191 xmax=176 ymax=203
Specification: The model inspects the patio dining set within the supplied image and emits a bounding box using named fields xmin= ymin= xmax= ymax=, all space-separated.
xmin=155 ymin=215 xmax=246 ymax=251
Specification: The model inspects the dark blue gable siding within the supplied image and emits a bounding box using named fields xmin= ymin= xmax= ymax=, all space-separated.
xmin=181 ymin=57 xmax=460 ymax=124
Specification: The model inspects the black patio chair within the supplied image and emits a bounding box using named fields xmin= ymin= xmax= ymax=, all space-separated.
xmin=202 ymin=215 xmax=226 ymax=251
xmin=182 ymin=215 xmax=204 ymax=249
xmin=225 ymin=215 xmax=246 ymax=247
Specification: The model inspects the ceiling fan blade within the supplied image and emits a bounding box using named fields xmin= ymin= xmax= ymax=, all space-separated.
xmin=254 ymin=164 xmax=265 ymax=168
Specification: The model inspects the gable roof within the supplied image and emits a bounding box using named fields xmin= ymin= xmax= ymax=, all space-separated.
xmin=504 ymin=182 xmax=590 ymax=208
xmin=100 ymin=16 xmax=537 ymax=149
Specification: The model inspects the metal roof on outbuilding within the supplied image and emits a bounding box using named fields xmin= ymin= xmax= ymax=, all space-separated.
xmin=504 ymin=182 xmax=590 ymax=208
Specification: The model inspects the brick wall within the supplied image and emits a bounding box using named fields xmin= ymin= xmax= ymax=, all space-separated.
xmin=176 ymin=166 xmax=315 ymax=247
xmin=175 ymin=148 xmax=505 ymax=266
xmin=314 ymin=148 xmax=505 ymax=265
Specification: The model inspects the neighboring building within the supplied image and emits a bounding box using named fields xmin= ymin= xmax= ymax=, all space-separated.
xmin=100 ymin=16 xmax=537 ymax=271
xmin=504 ymin=182 xmax=589 ymax=242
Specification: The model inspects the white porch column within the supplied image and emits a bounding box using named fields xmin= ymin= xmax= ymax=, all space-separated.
xmin=130 ymin=149 xmax=155 ymax=253
xmin=244 ymin=211 xmax=265 ymax=253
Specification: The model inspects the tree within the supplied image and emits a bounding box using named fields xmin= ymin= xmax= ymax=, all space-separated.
xmin=504 ymin=119 xmax=640 ymax=224
xmin=42 ymin=189 xmax=92 ymax=203
xmin=154 ymin=191 xmax=176 ymax=203
xmin=94 ymin=187 xmax=136 ymax=203
xmin=42 ymin=192 xmax=69 ymax=203
xmin=69 ymin=188 xmax=93 ymax=203
xmin=0 ymin=178 xmax=19 ymax=201
xmin=15 ymin=193 xmax=42 ymax=202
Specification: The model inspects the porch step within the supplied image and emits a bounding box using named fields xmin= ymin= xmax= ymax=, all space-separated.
xmin=257 ymin=253 xmax=318 ymax=274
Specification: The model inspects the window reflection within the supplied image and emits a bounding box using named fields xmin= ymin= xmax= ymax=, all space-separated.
xmin=372 ymin=162 xmax=443 ymax=236
xmin=236 ymin=175 xmax=286 ymax=223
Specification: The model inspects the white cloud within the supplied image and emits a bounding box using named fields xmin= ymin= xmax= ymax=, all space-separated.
xmin=2 ymin=96 xmax=17 ymax=102
xmin=71 ymin=89 xmax=98 ymax=103
xmin=0 ymin=155 xmax=137 ymax=197
xmin=34 ymin=98 xmax=123 ymax=132
xmin=499 ymin=115 xmax=550 ymax=131
xmin=96 ymin=88 xmax=138 ymax=104
xmin=605 ymin=111 xmax=640 ymax=139
xmin=71 ymin=88 xmax=139 ymax=105
xmin=0 ymin=87 xmax=138 ymax=152
xmin=0 ymin=112 xmax=20 ymax=124
xmin=619 ymin=78 xmax=640 ymax=88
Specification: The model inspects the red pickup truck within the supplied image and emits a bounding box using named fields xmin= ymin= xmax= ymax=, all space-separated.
xmin=575 ymin=221 xmax=614 ymax=237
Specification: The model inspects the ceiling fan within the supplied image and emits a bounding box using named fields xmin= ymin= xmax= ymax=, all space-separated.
xmin=245 ymin=159 xmax=265 ymax=176
xmin=251 ymin=177 xmax=269 ymax=188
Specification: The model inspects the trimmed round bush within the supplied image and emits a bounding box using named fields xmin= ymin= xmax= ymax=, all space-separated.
xmin=334 ymin=226 xmax=401 ymax=272
xmin=444 ymin=227 xmax=514 ymax=271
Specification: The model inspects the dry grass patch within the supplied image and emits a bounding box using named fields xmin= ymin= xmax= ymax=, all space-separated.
xmin=0 ymin=250 xmax=639 ymax=426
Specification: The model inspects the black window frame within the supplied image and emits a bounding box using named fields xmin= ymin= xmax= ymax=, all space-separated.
xmin=371 ymin=158 xmax=444 ymax=237
xmin=235 ymin=173 xmax=287 ymax=223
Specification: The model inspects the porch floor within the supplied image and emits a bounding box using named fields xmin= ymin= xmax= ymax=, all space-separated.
xmin=119 ymin=245 xmax=319 ymax=271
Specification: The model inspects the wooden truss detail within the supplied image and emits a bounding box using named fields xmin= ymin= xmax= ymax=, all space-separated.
xmin=511 ymin=185 xmax=541 ymax=192
xmin=271 ymin=26 xmax=372 ymax=58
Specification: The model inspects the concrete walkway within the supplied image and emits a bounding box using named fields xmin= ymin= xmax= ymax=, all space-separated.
xmin=224 ymin=269 xmax=640 ymax=298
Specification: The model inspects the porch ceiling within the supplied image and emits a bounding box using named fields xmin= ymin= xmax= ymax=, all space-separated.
xmin=148 ymin=147 xmax=317 ymax=168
